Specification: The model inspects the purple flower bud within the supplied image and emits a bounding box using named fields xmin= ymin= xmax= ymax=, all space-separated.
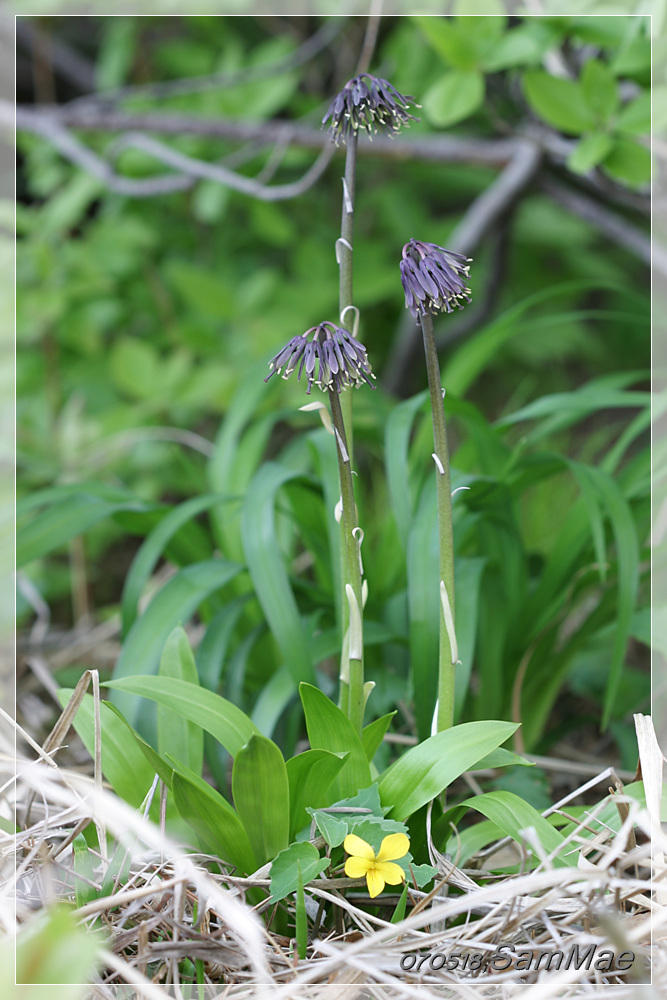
xmin=400 ymin=240 xmax=472 ymax=318
xmin=322 ymin=73 xmax=420 ymax=146
xmin=265 ymin=322 xmax=375 ymax=394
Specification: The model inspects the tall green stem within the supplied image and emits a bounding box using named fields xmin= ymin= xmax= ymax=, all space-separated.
xmin=338 ymin=133 xmax=357 ymax=461
xmin=335 ymin=133 xmax=359 ymax=716
xmin=329 ymin=388 xmax=364 ymax=735
xmin=420 ymin=311 xmax=456 ymax=732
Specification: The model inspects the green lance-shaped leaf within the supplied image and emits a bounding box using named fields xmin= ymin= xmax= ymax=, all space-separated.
xmin=104 ymin=676 xmax=259 ymax=758
xmin=286 ymin=749 xmax=349 ymax=839
xmin=57 ymin=691 xmax=156 ymax=811
xmin=169 ymin=759 xmax=257 ymax=875
xmin=379 ymin=720 xmax=518 ymax=820
xmin=300 ymin=683 xmax=371 ymax=800
xmin=361 ymin=712 xmax=396 ymax=764
xmin=385 ymin=389 xmax=429 ymax=550
xmin=451 ymin=789 xmax=576 ymax=868
xmin=232 ymin=734 xmax=290 ymax=866
xmin=103 ymin=701 xmax=175 ymax=789
xmin=157 ymin=627 xmax=204 ymax=778
xmin=18 ymin=491 xmax=159 ymax=567
xmin=121 ymin=493 xmax=229 ymax=637
xmin=241 ymin=463 xmax=315 ymax=685
xmin=110 ymin=559 xmax=243 ymax=726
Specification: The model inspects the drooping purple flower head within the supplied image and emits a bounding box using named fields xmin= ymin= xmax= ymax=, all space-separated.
xmin=265 ymin=322 xmax=375 ymax=395
xmin=400 ymin=240 xmax=472 ymax=319
xmin=322 ymin=73 xmax=420 ymax=146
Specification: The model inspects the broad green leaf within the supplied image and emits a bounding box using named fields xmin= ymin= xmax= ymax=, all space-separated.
xmin=522 ymin=70 xmax=596 ymax=134
xmin=286 ymin=749 xmax=348 ymax=838
xmin=379 ymin=720 xmax=518 ymax=820
xmin=587 ymin=471 xmax=639 ymax=727
xmin=310 ymin=811 xmax=348 ymax=847
xmin=164 ymin=259 xmax=234 ymax=320
xmin=497 ymin=379 xmax=649 ymax=434
xmin=581 ymin=59 xmax=618 ymax=124
xmin=15 ymin=906 xmax=103 ymax=987
xmin=269 ymin=842 xmax=328 ymax=902
xmin=121 ymin=494 xmax=228 ymax=637
xmin=306 ymin=784 xmax=388 ymax=848
xmin=471 ymin=748 xmax=533 ymax=770
xmin=615 ymin=90 xmax=651 ymax=134
xmin=105 ymin=676 xmax=259 ymax=757
xmin=362 ymin=713 xmax=396 ymax=763
xmin=567 ymin=133 xmax=614 ymax=174
xmin=449 ymin=818 xmax=503 ymax=864
xmin=109 ymin=337 xmax=161 ymax=399
xmin=207 ymin=361 xmax=269 ymax=559
xmin=456 ymin=790 xmax=575 ymax=867
xmin=57 ymin=691 xmax=155 ymax=811
xmin=170 ymin=764 xmax=257 ymax=875
xmin=407 ymin=481 xmax=439 ymax=741
xmin=453 ymin=557 xmax=486 ymax=721
xmin=110 ymin=559 xmax=242 ymax=725
xmin=231 ymin=734 xmax=290 ymax=865
xmin=300 ymin=683 xmax=371 ymax=799
xmin=610 ymin=34 xmax=651 ymax=76
xmin=446 ymin=279 xmax=642 ymax=396
xmin=385 ymin=390 xmax=428 ymax=549
xmin=196 ymin=597 xmax=248 ymax=692
xmin=241 ymin=464 xmax=315 ymax=685
xmin=251 ymin=664 xmax=296 ymax=739
xmin=103 ymin=701 xmax=175 ymax=789
xmin=423 ymin=70 xmax=485 ymax=128
xmin=482 ymin=25 xmax=549 ymax=71
xmin=17 ymin=492 xmax=157 ymax=567
xmin=602 ymin=138 xmax=651 ymax=187
xmin=412 ymin=15 xmax=478 ymax=69
xmin=157 ymin=627 xmax=203 ymax=778
xmin=73 ymin=834 xmax=98 ymax=908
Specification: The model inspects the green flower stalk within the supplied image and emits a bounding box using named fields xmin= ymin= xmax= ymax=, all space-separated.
xmin=265 ymin=322 xmax=375 ymax=733
xmin=323 ymin=74 xmax=419 ymax=715
xmin=400 ymin=239 xmax=472 ymax=732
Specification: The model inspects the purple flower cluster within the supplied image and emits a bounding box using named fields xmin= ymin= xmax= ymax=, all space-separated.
xmin=400 ymin=240 xmax=472 ymax=319
xmin=322 ymin=73 xmax=419 ymax=146
xmin=265 ymin=322 xmax=375 ymax=394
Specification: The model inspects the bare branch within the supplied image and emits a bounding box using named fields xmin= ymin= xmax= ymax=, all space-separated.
xmin=105 ymin=130 xmax=335 ymax=201
xmin=65 ymin=18 xmax=344 ymax=109
xmin=13 ymin=100 xmax=521 ymax=167
xmin=383 ymin=139 xmax=542 ymax=393
xmin=10 ymin=104 xmax=335 ymax=201
xmin=540 ymin=176 xmax=660 ymax=274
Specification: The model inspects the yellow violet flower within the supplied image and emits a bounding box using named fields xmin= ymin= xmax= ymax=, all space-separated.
xmin=343 ymin=832 xmax=410 ymax=898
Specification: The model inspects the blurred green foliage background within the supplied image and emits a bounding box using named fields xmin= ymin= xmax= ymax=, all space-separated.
xmin=16 ymin=13 xmax=651 ymax=778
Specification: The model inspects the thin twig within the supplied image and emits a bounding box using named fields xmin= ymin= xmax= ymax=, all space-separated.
xmin=540 ymin=175 xmax=659 ymax=273
xmin=11 ymin=103 xmax=336 ymax=201
xmin=66 ymin=19 xmax=343 ymax=109
xmin=11 ymin=101 xmax=522 ymax=165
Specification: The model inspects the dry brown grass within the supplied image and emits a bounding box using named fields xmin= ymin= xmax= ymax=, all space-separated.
xmin=4 ymin=680 xmax=665 ymax=999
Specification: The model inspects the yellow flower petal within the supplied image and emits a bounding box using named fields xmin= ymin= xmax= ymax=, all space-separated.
xmin=344 ymin=833 xmax=375 ymax=861
xmin=376 ymin=833 xmax=410 ymax=863
xmin=366 ymin=867 xmax=386 ymax=898
xmin=373 ymin=861 xmax=405 ymax=885
xmin=345 ymin=856 xmax=371 ymax=879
